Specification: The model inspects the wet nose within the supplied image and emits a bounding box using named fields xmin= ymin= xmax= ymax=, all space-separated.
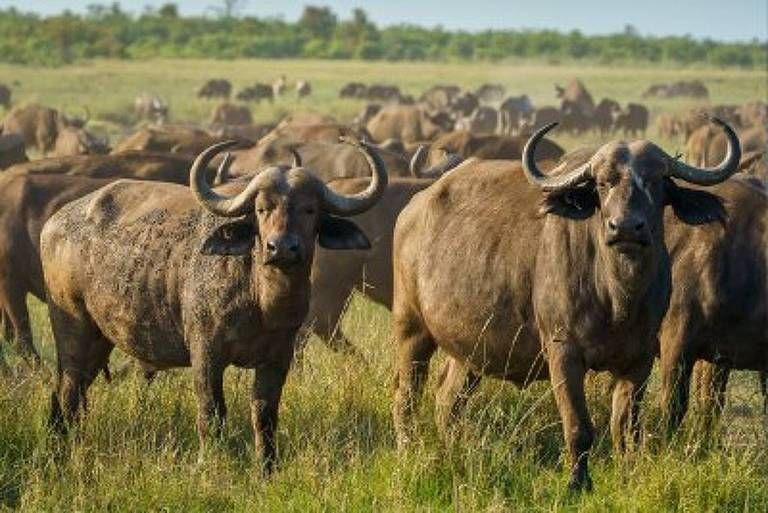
xmin=265 ymin=234 xmax=301 ymax=264
xmin=607 ymin=217 xmax=645 ymax=236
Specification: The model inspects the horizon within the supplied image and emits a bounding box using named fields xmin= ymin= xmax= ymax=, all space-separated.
xmin=0 ymin=0 xmax=765 ymax=43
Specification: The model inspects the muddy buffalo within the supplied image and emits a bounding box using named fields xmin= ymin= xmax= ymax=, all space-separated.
xmin=41 ymin=139 xmax=387 ymax=472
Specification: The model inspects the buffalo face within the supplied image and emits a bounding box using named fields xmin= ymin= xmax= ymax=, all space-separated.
xmin=192 ymin=139 xmax=387 ymax=269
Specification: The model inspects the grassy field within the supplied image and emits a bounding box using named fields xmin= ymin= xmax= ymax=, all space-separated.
xmin=0 ymin=59 xmax=767 ymax=512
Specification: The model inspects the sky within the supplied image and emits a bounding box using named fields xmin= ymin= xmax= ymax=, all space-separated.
xmin=1 ymin=0 xmax=765 ymax=42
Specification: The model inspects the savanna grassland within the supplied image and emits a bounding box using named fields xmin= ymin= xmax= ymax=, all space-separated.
xmin=0 ymin=59 xmax=766 ymax=512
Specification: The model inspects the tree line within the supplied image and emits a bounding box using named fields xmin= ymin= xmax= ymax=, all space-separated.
xmin=0 ymin=3 xmax=763 ymax=68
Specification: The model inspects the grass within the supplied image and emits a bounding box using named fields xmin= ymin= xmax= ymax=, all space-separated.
xmin=0 ymin=59 xmax=766 ymax=512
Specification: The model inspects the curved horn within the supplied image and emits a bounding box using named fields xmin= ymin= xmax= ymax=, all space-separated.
xmin=414 ymin=153 xmax=464 ymax=179
xmin=409 ymin=145 xmax=428 ymax=177
xmin=666 ymin=117 xmax=741 ymax=185
xmin=190 ymin=140 xmax=266 ymax=217
xmin=320 ymin=138 xmax=388 ymax=216
xmin=289 ymin=147 xmax=302 ymax=167
xmin=82 ymin=106 xmax=91 ymax=125
xmin=213 ymin=152 xmax=232 ymax=186
xmin=522 ymin=122 xmax=591 ymax=191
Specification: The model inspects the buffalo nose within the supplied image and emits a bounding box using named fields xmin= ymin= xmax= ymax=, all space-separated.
xmin=265 ymin=235 xmax=301 ymax=263
xmin=607 ymin=217 xmax=645 ymax=234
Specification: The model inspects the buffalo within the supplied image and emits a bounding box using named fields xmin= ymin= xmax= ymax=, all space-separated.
xmin=0 ymin=151 xmax=209 ymax=363
xmin=659 ymin=176 xmax=766 ymax=433
xmin=593 ymin=98 xmax=621 ymax=136
xmin=556 ymin=79 xmax=595 ymax=117
xmin=1 ymin=104 xmax=94 ymax=155
xmin=339 ymin=82 xmax=367 ymax=99
xmin=391 ymin=119 xmax=740 ymax=491
xmin=420 ymin=85 xmax=462 ymax=111
xmin=410 ymin=131 xmax=564 ymax=178
xmin=197 ymin=79 xmax=232 ymax=99
xmin=209 ymin=102 xmax=253 ymax=127
xmin=475 ymin=83 xmax=506 ymax=104
xmin=41 ymin=139 xmax=387 ymax=472
xmin=273 ymin=75 xmax=288 ymax=97
xmin=614 ymin=103 xmax=649 ymax=138
xmin=134 ymin=94 xmax=168 ymax=124
xmin=112 ymin=126 xmax=229 ymax=156
xmin=366 ymin=105 xmax=453 ymax=143
xmin=0 ymin=134 xmax=28 ymax=170
xmin=0 ymin=84 xmax=10 ymax=109
xmin=236 ymin=84 xmax=274 ymax=103
xmin=454 ymin=106 xmax=503 ymax=134
xmin=296 ymin=80 xmax=312 ymax=99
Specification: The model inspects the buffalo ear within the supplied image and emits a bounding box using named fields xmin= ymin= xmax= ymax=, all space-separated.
xmin=538 ymin=183 xmax=598 ymax=220
xmin=201 ymin=220 xmax=257 ymax=255
xmin=665 ymin=178 xmax=726 ymax=226
xmin=318 ymin=214 xmax=371 ymax=250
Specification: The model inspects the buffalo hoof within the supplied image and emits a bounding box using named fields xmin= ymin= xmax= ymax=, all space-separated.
xmin=567 ymin=467 xmax=593 ymax=493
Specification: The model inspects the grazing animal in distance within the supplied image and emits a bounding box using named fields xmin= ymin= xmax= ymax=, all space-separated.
xmin=197 ymin=79 xmax=232 ymax=99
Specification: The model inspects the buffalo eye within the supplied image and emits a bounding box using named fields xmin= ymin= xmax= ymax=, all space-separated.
xmin=303 ymin=206 xmax=316 ymax=215
xmin=221 ymin=226 xmax=236 ymax=241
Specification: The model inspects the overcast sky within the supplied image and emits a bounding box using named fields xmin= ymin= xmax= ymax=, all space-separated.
xmin=1 ymin=0 xmax=765 ymax=42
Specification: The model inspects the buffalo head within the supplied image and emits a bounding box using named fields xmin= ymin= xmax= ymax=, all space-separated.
xmin=190 ymin=138 xmax=387 ymax=267
xmin=524 ymin=118 xmax=740 ymax=257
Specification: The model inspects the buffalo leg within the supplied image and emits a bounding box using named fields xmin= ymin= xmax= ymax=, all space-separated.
xmin=697 ymin=362 xmax=730 ymax=432
xmin=48 ymin=305 xmax=113 ymax=433
xmin=392 ymin=307 xmax=436 ymax=449
xmin=546 ymin=340 xmax=593 ymax=492
xmin=4 ymin=289 xmax=40 ymax=364
xmin=191 ymin=355 xmax=227 ymax=455
xmin=302 ymin=267 xmax=366 ymax=362
xmin=659 ymin=322 xmax=698 ymax=436
xmin=434 ymin=356 xmax=480 ymax=442
xmin=251 ymin=361 xmax=290 ymax=474
xmin=610 ymin=357 xmax=652 ymax=453
xmin=761 ymin=370 xmax=768 ymax=415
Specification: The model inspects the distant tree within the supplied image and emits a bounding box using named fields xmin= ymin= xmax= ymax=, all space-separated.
xmin=299 ymin=6 xmax=337 ymax=40
xmin=210 ymin=0 xmax=247 ymax=19
xmin=158 ymin=3 xmax=179 ymax=18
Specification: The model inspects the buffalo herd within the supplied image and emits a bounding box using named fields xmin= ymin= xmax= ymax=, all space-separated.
xmin=0 ymin=75 xmax=765 ymax=491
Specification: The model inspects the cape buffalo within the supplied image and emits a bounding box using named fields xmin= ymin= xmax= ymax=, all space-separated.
xmin=0 ymin=151 xmax=211 ymax=364
xmin=4 ymin=151 xmax=202 ymax=181
xmin=410 ymin=131 xmax=564 ymax=178
xmin=366 ymin=105 xmax=453 ymax=143
xmin=1 ymin=104 xmax=93 ymax=155
xmin=556 ymin=79 xmax=595 ymax=117
xmin=339 ymin=82 xmax=367 ymax=99
xmin=51 ymin=126 xmax=109 ymax=157
xmin=0 ymin=134 xmax=27 ymax=170
xmin=420 ymin=85 xmax=462 ymax=111
xmin=454 ymin=106 xmax=503 ymax=134
xmin=614 ymin=103 xmax=649 ymax=138
xmin=273 ymin=75 xmax=288 ymax=97
xmin=197 ymin=79 xmax=232 ymax=99
xmin=41 ymin=139 xmax=387 ymax=472
xmin=593 ymin=98 xmax=621 ymax=136
xmin=236 ymin=84 xmax=274 ymax=103
xmin=296 ymin=80 xmax=312 ymax=99
xmin=209 ymin=103 xmax=253 ymax=127
xmin=391 ymin=119 xmax=740 ymax=490
xmin=0 ymin=84 xmax=10 ymax=109
xmin=475 ymin=83 xmax=506 ymax=104
xmin=112 ymin=126 xmax=228 ymax=156
xmin=659 ymin=176 xmax=766 ymax=433
xmin=134 ymin=94 xmax=168 ymax=124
